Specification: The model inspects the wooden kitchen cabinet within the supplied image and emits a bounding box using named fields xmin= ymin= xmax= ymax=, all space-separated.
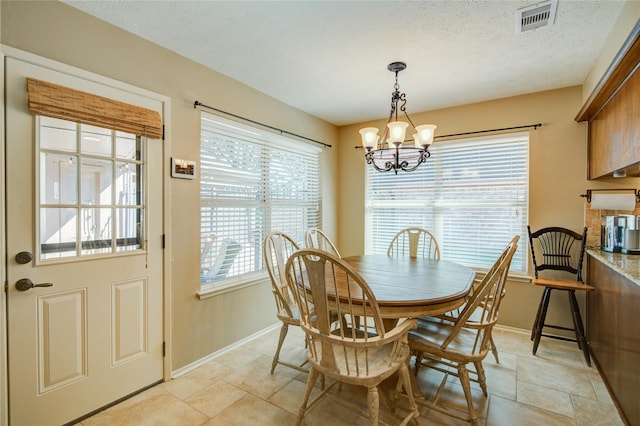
xmin=588 ymin=69 xmax=640 ymax=178
xmin=576 ymin=23 xmax=640 ymax=179
xmin=587 ymin=253 xmax=640 ymax=426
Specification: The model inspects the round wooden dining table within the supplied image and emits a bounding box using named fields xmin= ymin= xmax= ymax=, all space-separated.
xmin=342 ymin=255 xmax=476 ymax=326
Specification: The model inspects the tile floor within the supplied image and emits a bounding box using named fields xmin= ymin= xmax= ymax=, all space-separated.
xmin=79 ymin=326 xmax=624 ymax=426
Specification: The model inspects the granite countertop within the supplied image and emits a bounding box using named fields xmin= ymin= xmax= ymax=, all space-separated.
xmin=587 ymin=248 xmax=640 ymax=286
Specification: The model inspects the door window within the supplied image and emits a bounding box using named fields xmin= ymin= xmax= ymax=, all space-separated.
xmin=38 ymin=116 xmax=144 ymax=261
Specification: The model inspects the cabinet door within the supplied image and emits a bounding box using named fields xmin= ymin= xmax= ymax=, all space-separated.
xmin=587 ymin=256 xmax=640 ymax=425
xmin=588 ymin=68 xmax=640 ymax=179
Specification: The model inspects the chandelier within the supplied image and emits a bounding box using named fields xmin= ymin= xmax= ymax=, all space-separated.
xmin=359 ymin=62 xmax=437 ymax=174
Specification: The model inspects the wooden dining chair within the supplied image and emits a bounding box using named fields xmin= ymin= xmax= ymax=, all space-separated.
xmin=305 ymin=227 xmax=341 ymax=257
xmin=387 ymin=227 xmax=440 ymax=259
xmin=407 ymin=237 xmax=518 ymax=425
xmin=263 ymin=231 xmax=308 ymax=374
xmin=285 ymin=249 xmax=419 ymax=426
xmin=527 ymin=226 xmax=593 ymax=366
xmin=429 ymin=235 xmax=520 ymax=364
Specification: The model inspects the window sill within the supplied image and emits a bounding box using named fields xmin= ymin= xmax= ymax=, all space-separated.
xmin=197 ymin=272 xmax=268 ymax=300
xmin=472 ymin=268 xmax=532 ymax=284
xmin=505 ymin=272 xmax=533 ymax=284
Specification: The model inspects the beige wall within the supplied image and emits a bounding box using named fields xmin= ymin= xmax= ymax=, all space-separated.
xmin=1 ymin=0 xmax=338 ymax=370
xmin=582 ymin=2 xmax=640 ymax=103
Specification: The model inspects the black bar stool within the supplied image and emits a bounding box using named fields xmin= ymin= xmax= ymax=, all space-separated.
xmin=527 ymin=226 xmax=593 ymax=366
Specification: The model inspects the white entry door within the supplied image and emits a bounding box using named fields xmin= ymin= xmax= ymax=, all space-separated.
xmin=5 ymin=58 xmax=164 ymax=425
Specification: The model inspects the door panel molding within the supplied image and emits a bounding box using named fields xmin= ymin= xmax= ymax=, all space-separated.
xmin=112 ymin=278 xmax=148 ymax=365
xmin=38 ymin=289 xmax=87 ymax=393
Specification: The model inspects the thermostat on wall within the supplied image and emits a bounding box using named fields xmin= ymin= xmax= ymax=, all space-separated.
xmin=171 ymin=158 xmax=196 ymax=179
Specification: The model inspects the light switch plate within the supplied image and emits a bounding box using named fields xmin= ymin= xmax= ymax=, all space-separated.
xmin=171 ymin=158 xmax=196 ymax=179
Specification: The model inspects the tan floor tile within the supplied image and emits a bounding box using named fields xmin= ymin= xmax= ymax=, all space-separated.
xmin=243 ymin=326 xmax=307 ymax=358
xmin=206 ymin=394 xmax=296 ymax=425
xmin=184 ymin=380 xmax=247 ymax=417
xmin=491 ymin=328 xmax=539 ymax=359
xmin=482 ymin=348 xmax=518 ymax=371
xmin=414 ymin=368 xmax=489 ymax=421
xmin=81 ymin=387 xmax=208 ymax=426
xmin=223 ymin=352 xmax=299 ymax=400
xmin=516 ymin=381 xmax=575 ymax=418
xmin=482 ymin=362 xmax=517 ymax=400
xmin=79 ymin=326 xmax=626 ymax=426
xmin=214 ymin=345 xmax=265 ymax=369
xmin=517 ymin=356 xmax=596 ymax=399
xmin=571 ymin=395 xmax=625 ymax=426
xmin=486 ymin=395 xmax=576 ymax=426
xmin=268 ymin=375 xmax=322 ymax=415
xmin=161 ymin=360 xmax=230 ymax=400
xmin=300 ymin=393 xmax=371 ymax=425
xmin=589 ymin=378 xmax=614 ymax=405
xmin=416 ymin=408 xmax=486 ymax=426
xmin=532 ymin=340 xmax=591 ymax=370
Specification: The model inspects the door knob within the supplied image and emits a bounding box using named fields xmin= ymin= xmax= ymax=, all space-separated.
xmin=15 ymin=278 xmax=53 ymax=292
xmin=15 ymin=251 xmax=33 ymax=264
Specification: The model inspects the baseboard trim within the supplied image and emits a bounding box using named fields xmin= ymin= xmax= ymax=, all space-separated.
xmin=493 ymin=324 xmax=530 ymax=335
xmin=170 ymin=322 xmax=281 ymax=379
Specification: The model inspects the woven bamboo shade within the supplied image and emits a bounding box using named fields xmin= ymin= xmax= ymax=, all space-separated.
xmin=27 ymin=78 xmax=163 ymax=139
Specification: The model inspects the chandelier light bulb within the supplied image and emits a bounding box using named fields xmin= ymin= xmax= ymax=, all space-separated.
xmin=359 ymin=127 xmax=380 ymax=151
xmin=387 ymin=121 xmax=409 ymax=145
xmin=414 ymin=124 xmax=437 ymax=148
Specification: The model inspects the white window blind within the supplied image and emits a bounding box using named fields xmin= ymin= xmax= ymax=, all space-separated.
xmin=365 ymin=132 xmax=529 ymax=273
xmin=200 ymin=113 xmax=322 ymax=287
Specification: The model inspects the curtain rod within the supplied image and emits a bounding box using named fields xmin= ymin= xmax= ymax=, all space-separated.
xmin=433 ymin=123 xmax=542 ymax=140
xmin=193 ymin=100 xmax=332 ymax=148
xmin=354 ymin=122 xmax=542 ymax=149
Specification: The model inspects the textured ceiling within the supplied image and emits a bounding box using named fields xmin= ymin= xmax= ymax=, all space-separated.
xmin=63 ymin=0 xmax=625 ymax=126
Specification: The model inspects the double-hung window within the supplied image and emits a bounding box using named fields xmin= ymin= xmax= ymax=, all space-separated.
xmin=200 ymin=113 xmax=321 ymax=292
xmin=365 ymin=132 xmax=529 ymax=273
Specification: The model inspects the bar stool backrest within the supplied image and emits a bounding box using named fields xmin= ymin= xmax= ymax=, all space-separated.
xmin=527 ymin=226 xmax=587 ymax=282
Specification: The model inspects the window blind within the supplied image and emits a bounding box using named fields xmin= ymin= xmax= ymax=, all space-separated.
xmin=200 ymin=113 xmax=321 ymax=286
xmin=365 ymin=132 xmax=529 ymax=273
xmin=27 ymin=78 xmax=163 ymax=139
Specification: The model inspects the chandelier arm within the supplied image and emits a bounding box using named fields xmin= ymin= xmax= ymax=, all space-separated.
xmin=400 ymin=150 xmax=431 ymax=172
xmin=403 ymin=109 xmax=417 ymax=132
xmin=364 ymin=151 xmax=394 ymax=173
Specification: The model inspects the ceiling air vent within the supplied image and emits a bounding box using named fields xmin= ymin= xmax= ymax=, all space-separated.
xmin=517 ymin=0 xmax=558 ymax=33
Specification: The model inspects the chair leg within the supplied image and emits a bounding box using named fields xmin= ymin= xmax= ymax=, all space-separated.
xmin=367 ymin=386 xmax=380 ymax=426
xmin=532 ymin=287 xmax=552 ymax=355
xmin=568 ymin=290 xmax=591 ymax=367
xmin=271 ymin=323 xmax=288 ymax=374
xmin=413 ymin=351 xmax=423 ymax=376
xmin=531 ymin=287 xmax=547 ymax=340
xmin=457 ymin=364 xmax=478 ymax=426
xmin=296 ymin=367 xmax=319 ymax=426
xmin=489 ymin=335 xmax=500 ymax=364
xmin=473 ymin=361 xmax=488 ymax=396
xmin=393 ymin=361 xmax=419 ymax=419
